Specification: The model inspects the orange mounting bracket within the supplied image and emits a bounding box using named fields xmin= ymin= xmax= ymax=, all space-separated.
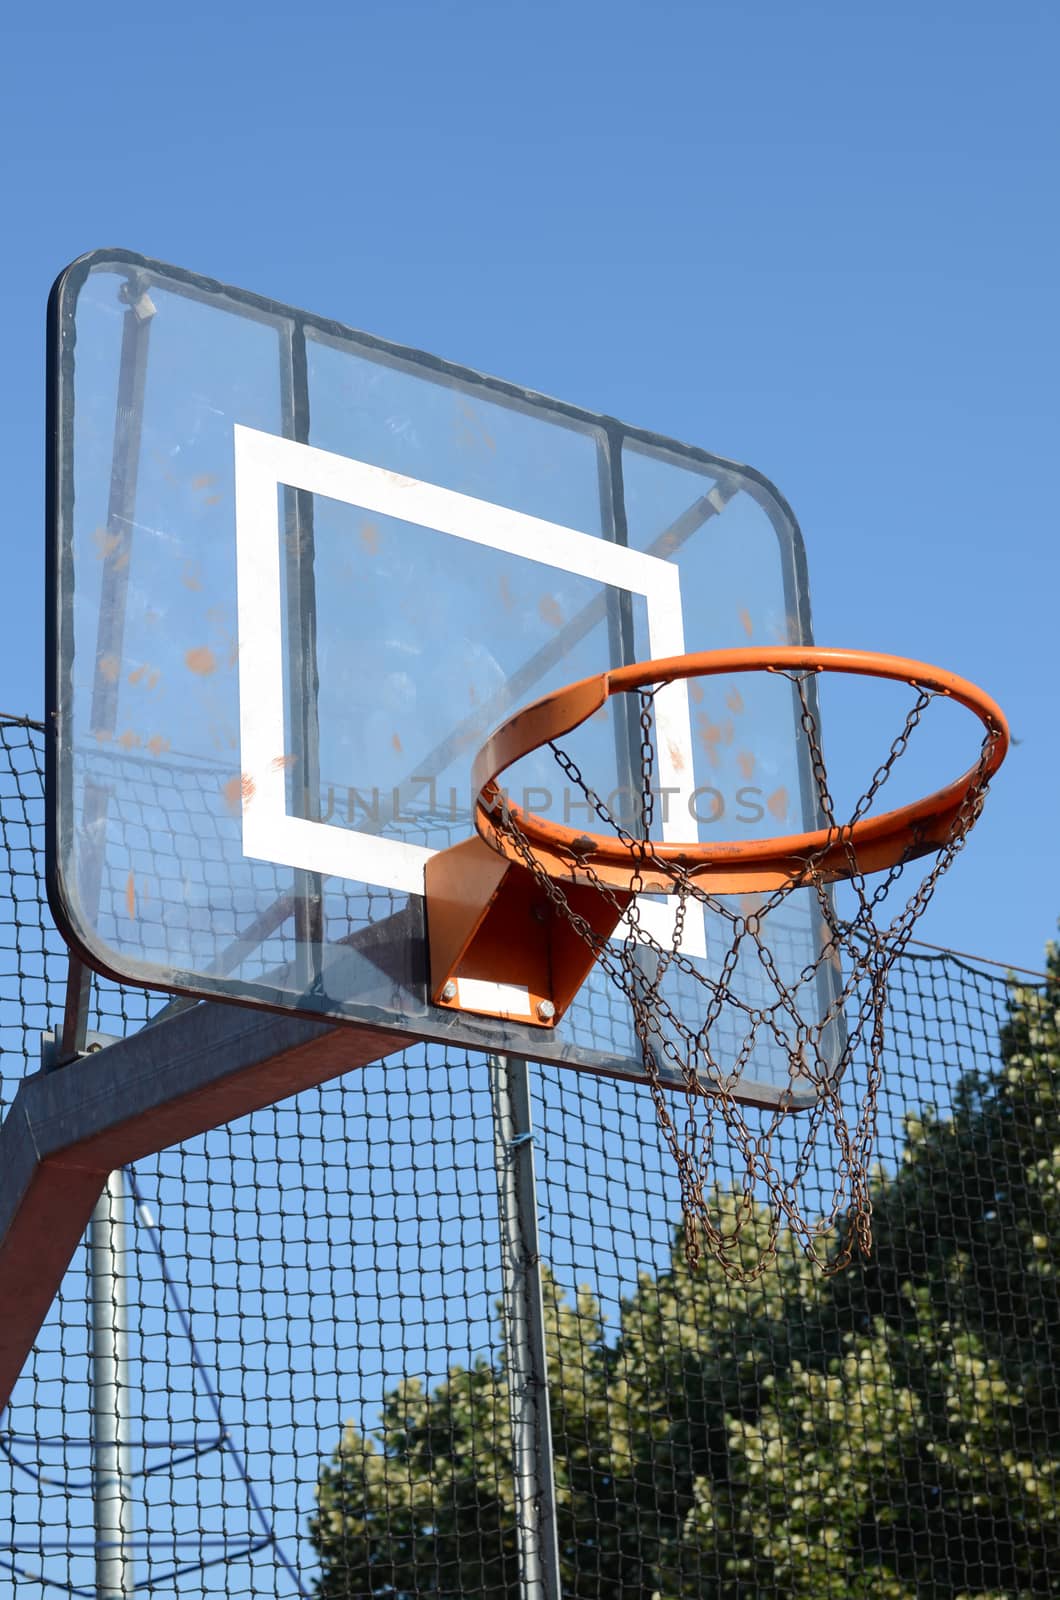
xmin=425 ymin=835 xmax=630 ymax=1029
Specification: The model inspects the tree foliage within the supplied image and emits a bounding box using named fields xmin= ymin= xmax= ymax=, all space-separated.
xmin=310 ymin=945 xmax=1060 ymax=1597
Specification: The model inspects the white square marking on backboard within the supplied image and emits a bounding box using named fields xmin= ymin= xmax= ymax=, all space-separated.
xmin=232 ymin=424 xmax=705 ymax=956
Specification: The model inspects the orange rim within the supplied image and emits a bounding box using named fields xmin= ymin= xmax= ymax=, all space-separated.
xmin=471 ymin=647 xmax=1009 ymax=894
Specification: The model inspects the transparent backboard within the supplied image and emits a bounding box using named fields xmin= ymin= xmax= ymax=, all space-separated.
xmin=48 ymin=249 xmax=841 ymax=1105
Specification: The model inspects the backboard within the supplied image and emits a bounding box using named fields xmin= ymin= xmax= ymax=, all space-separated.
xmin=47 ymin=249 xmax=840 ymax=1106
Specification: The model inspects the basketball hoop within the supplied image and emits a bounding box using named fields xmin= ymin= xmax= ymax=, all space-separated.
xmin=426 ymin=646 xmax=1009 ymax=1279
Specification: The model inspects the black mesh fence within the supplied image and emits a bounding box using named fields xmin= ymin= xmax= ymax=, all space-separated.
xmin=1 ymin=712 xmax=1056 ymax=1599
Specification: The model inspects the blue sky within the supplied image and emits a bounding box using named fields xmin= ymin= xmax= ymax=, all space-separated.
xmin=2 ymin=0 xmax=1056 ymax=973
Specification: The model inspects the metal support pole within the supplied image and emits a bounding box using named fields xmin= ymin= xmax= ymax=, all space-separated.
xmin=280 ymin=317 xmax=325 ymax=984
xmin=489 ymin=1055 xmax=562 ymax=1600
xmin=90 ymin=1169 xmax=135 ymax=1599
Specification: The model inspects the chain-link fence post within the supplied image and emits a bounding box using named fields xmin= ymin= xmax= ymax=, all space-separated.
xmin=489 ymin=1054 xmax=562 ymax=1600
xmin=90 ymin=1168 xmax=135 ymax=1599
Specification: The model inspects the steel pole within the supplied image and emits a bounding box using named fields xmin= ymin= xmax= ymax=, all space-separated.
xmin=90 ymin=1168 xmax=135 ymax=1599
xmin=489 ymin=1054 xmax=562 ymax=1600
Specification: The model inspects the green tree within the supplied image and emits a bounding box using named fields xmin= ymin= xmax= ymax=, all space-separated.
xmin=310 ymin=944 xmax=1060 ymax=1598
xmin=688 ymin=945 xmax=1060 ymax=1598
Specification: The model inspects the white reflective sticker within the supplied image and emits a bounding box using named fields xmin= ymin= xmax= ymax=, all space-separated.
xmin=455 ymin=978 xmax=532 ymax=1017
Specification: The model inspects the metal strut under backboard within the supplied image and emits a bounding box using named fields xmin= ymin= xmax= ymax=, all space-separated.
xmin=48 ymin=248 xmax=841 ymax=1107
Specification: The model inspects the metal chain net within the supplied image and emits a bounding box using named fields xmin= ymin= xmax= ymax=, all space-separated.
xmin=486 ymin=669 xmax=1005 ymax=1281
